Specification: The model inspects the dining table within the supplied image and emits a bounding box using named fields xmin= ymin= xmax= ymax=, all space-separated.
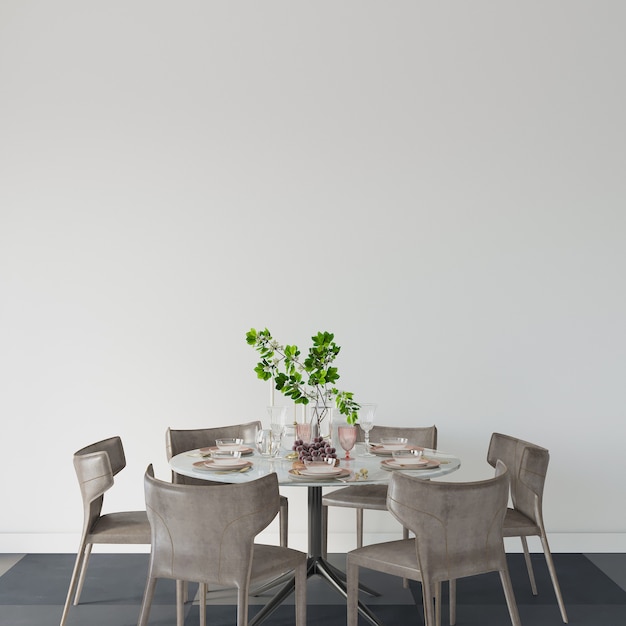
xmin=169 ymin=441 xmax=461 ymax=626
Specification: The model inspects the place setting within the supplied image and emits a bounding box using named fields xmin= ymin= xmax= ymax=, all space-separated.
xmin=288 ymin=457 xmax=352 ymax=481
xmin=368 ymin=436 xmax=425 ymax=456
xmin=193 ymin=448 xmax=254 ymax=473
xmin=380 ymin=448 xmax=441 ymax=472
xmin=199 ymin=437 xmax=255 ymax=456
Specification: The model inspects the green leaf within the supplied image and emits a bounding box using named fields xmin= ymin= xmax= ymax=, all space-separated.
xmin=247 ymin=326 xmax=357 ymax=420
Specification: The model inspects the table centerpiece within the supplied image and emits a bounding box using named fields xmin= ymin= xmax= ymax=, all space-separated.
xmin=246 ymin=328 xmax=360 ymax=444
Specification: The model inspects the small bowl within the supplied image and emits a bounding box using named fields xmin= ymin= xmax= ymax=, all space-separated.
xmin=380 ymin=437 xmax=408 ymax=450
xmin=303 ymin=458 xmax=339 ymax=474
xmin=215 ymin=438 xmax=244 ymax=450
xmin=392 ymin=449 xmax=425 ymax=465
xmin=210 ymin=449 xmax=242 ymax=466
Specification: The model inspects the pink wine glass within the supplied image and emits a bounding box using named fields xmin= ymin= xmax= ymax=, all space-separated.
xmin=338 ymin=425 xmax=358 ymax=460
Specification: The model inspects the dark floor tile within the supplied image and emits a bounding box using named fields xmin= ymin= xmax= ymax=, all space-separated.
xmin=0 ymin=554 xmax=192 ymax=605
xmin=585 ymin=553 xmax=626 ymax=592
xmin=411 ymin=553 xmax=626 ymax=606
xmin=1 ymin=553 xmax=625 ymax=625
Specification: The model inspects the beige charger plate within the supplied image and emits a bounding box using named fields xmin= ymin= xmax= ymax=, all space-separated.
xmin=369 ymin=444 xmax=425 ymax=456
xmin=288 ymin=468 xmax=351 ymax=481
xmin=380 ymin=458 xmax=440 ymax=471
xmin=193 ymin=460 xmax=253 ymax=472
xmin=199 ymin=445 xmax=254 ymax=455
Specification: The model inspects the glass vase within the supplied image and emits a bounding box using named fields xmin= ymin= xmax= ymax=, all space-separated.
xmin=306 ymin=402 xmax=332 ymax=441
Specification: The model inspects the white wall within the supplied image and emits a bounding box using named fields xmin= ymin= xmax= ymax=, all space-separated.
xmin=1 ymin=1 xmax=625 ymax=553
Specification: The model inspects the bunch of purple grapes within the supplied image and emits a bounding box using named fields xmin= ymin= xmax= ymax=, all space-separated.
xmin=293 ymin=437 xmax=337 ymax=462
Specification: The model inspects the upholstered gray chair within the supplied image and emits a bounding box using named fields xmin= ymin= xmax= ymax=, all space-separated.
xmin=322 ymin=424 xmax=437 ymax=553
xmin=482 ymin=432 xmax=568 ymax=622
xmin=347 ymin=462 xmax=521 ymax=626
xmin=60 ymin=436 xmax=151 ymax=626
xmin=138 ymin=467 xmax=307 ymax=626
xmin=166 ymin=422 xmax=288 ymax=547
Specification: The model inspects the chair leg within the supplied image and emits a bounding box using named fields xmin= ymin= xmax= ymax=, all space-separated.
xmin=72 ymin=542 xmax=92 ymax=605
xmin=402 ymin=526 xmax=410 ymax=588
xmin=356 ymin=508 xmax=364 ymax=548
xmin=138 ymin=577 xmax=157 ymax=626
xmin=435 ymin=580 xmax=442 ymax=626
xmin=199 ymin=582 xmax=207 ymax=626
xmin=449 ymin=579 xmax=456 ymax=625
xmin=176 ymin=579 xmax=185 ymax=626
xmin=279 ymin=498 xmax=288 ymax=548
xmin=60 ymin=540 xmax=88 ymax=626
xmin=520 ymin=536 xmax=538 ymax=595
xmin=295 ymin=559 xmax=307 ymax=626
xmin=499 ymin=568 xmax=522 ymax=626
xmin=237 ymin=586 xmax=248 ymax=626
xmin=540 ymin=534 xmax=569 ymax=623
xmin=422 ymin=578 xmax=436 ymax=626
xmin=346 ymin=558 xmax=359 ymax=626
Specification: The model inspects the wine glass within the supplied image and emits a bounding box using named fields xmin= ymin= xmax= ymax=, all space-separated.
xmin=296 ymin=422 xmax=312 ymax=443
xmin=267 ymin=406 xmax=287 ymax=456
xmin=338 ymin=425 xmax=357 ymax=460
xmin=358 ymin=404 xmax=376 ymax=457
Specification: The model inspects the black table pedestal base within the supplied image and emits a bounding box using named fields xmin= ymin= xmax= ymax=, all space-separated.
xmin=249 ymin=554 xmax=382 ymax=626
xmin=248 ymin=485 xmax=383 ymax=626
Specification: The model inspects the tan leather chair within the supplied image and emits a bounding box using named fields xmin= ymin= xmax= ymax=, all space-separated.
xmin=60 ymin=436 xmax=151 ymax=626
xmin=322 ymin=424 xmax=437 ymax=553
xmin=138 ymin=467 xmax=307 ymax=626
xmin=347 ymin=462 xmax=521 ymax=626
xmin=166 ymin=422 xmax=288 ymax=547
xmin=482 ymin=432 xmax=568 ymax=623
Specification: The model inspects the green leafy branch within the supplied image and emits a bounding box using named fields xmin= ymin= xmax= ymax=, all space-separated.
xmin=246 ymin=328 xmax=360 ymax=424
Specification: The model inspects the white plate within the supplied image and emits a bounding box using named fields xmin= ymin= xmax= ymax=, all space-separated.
xmin=210 ymin=458 xmax=244 ymax=466
xmin=381 ymin=458 xmax=440 ymax=471
xmin=300 ymin=466 xmax=343 ymax=476
xmin=369 ymin=444 xmax=424 ymax=456
xmin=288 ymin=468 xmax=351 ymax=481
xmin=193 ymin=460 xmax=252 ymax=471
xmin=199 ymin=445 xmax=254 ymax=455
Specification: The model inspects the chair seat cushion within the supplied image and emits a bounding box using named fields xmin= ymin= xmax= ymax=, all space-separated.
xmin=87 ymin=511 xmax=151 ymax=544
xmin=503 ymin=507 xmax=540 ymax=537
xmin=251 ymin=544 xmax=306 ymax=583
xmin=322 ymin=485 xmax=388 ymax=510
xmin=348 ymin=539 xmax=420 ymax=580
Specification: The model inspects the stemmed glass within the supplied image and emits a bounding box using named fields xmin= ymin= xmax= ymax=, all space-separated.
xmin=267 ymin=406 xmax=288 ymax=457
xmin=338 ymin=425 xmax=357 ymax=460
xmin=358 ymin=404 xmax=376 ymax=457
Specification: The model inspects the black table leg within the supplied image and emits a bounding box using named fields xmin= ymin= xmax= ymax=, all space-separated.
xmin=248 ymin=485 xmax=383 ymax=626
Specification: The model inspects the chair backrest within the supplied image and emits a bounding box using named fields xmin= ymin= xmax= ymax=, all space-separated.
xmin=143 ymin=466 xmax=280 ymax=586
xmin=165 ymin=421 xmax=262 ymax=460
xmin=487 ymin=432 xmax=549 ymax=523
xmin=363 ymin=424 xmax=437 ymax=449
xmin=387 ymin=461 xmax=509 ymax=583
xmin=166 ymin=421 xmax=262 ymax=485
xmin=73 ymin=436 xmax=126 ymax=534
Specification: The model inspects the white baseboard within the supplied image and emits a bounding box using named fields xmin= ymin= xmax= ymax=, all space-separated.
xmin=1 ymin=532 xmax=626 ymax=554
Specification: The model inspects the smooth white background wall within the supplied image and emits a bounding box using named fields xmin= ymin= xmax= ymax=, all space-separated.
xmin=1 ymin=1 xmax=625 ymax=553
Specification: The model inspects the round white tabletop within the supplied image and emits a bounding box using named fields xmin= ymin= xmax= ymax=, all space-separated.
xmin=169 ymin=442 xmax=461 ymax=487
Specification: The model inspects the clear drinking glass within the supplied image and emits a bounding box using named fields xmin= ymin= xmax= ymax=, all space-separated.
xmin=256 ymin=428 xmax=280 ymax=457
xmin=338 ymin=425 xmax=357 ymax=460
xmin=358 ymin=403 xmax=376 ymax=457
xmin=267 ymin=406 xmax=287 ymax=454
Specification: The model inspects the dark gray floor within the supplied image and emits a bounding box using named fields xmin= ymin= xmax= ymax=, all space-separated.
xmin=0 ymin=552 xmax=625 ymax=625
